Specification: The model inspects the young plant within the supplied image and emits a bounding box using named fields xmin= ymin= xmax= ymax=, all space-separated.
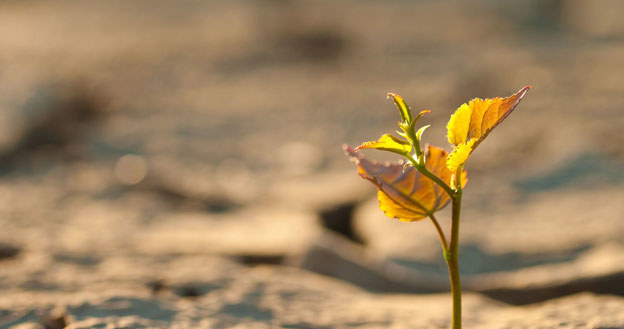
xmin=344 ymin=86 xmax=530 ymax=329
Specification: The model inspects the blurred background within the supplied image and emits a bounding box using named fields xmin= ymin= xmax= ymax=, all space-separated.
xmin=1 ymin=0 xmax=624 ymax=326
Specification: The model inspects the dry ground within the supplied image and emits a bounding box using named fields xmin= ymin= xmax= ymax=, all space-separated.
xmin=1 ymin=0 xmax=624 ymax=328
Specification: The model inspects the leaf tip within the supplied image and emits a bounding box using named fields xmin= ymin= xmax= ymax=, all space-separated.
xmin=518 ymin=85 xmax=531 ymax=98
xmin=343 ymin=145 xmax=358 ymax=158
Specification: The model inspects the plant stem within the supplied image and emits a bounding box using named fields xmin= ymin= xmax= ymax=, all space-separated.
xmin=408 ymin=149 xmax=463 ymax=328
xmin=447 ymin=165 xmax=463 ymax=329
xmin=447 ymin=192 xmax=462 ymax=329
xmin=404 ymin=154 xmax=455 ymax=198
xmin=428 ymin=213 xmax=448 ymax=253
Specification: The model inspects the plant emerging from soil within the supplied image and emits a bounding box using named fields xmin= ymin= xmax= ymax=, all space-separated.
xmin=344 ymin=86 xmax=530 ymax=329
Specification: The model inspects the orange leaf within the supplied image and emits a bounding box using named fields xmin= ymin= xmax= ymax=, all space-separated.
xmin=344 ymin=145 xmax=467 ymax=222
xmin=446 ymin=86 xmax=530 ymax=171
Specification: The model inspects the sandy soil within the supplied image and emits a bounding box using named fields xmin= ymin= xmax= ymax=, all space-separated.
xmin=1 ymin=0 xmax=624 ymax=328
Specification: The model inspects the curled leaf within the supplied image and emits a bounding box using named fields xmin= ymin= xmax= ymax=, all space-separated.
xmin=387 ymin=93 xmax=412 ymax=123
xmin=413 ymin=109 xmax=431 ymax=123
xmin=344 ymin=145 xmax=467 ymax=222
xmin=356 ymin=134 xmax=411 ymax=155
xmin=446 ymin=86 xmax=530 ymax=171
xmin=415 ymin=124 xmax=430 ymax=142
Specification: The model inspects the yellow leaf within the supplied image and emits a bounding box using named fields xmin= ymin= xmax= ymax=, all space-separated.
xmin=447 ymin=139 xmax=475 ymax=172
xmin=356 ymin=134 xmax=411 ymax=155
xmin=344 ymin=144 xmax=467 ymax=222
xmin=446 ymin=86 xmax=530 ymax=171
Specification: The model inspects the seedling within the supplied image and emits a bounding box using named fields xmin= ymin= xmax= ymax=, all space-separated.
xmin=345 ymin=86 xmax=530 ymax=329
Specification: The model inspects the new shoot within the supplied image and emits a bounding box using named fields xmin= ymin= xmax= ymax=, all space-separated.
xmin=344 ymin=86 xmax=530 ymax=329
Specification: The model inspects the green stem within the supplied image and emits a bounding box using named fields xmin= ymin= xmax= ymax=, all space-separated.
xmin=407 ymin=145 xmax=463 ymax=328
xmin=447 ymin=192 xmax=462 ymax=329
xmin=447 ymin=166 xmax=463 ymax=329
xmin=428 ymin=213 xmax=448 ymax=253
xmin=404 ymin=154 xmax=455 ymax=198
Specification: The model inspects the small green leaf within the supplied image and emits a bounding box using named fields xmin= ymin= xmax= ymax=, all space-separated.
xmin=387 ymin=93 xmax=412 ymax=123
xmin=396 ymin=130 xmax=408 ymax=139
xmin=356 ymin=133 xmax=412 ymax=155
xmin=413 ymin=110 xmax=431 ymax=123
xmin=415 ymin=125 xmax=431 ymax=142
